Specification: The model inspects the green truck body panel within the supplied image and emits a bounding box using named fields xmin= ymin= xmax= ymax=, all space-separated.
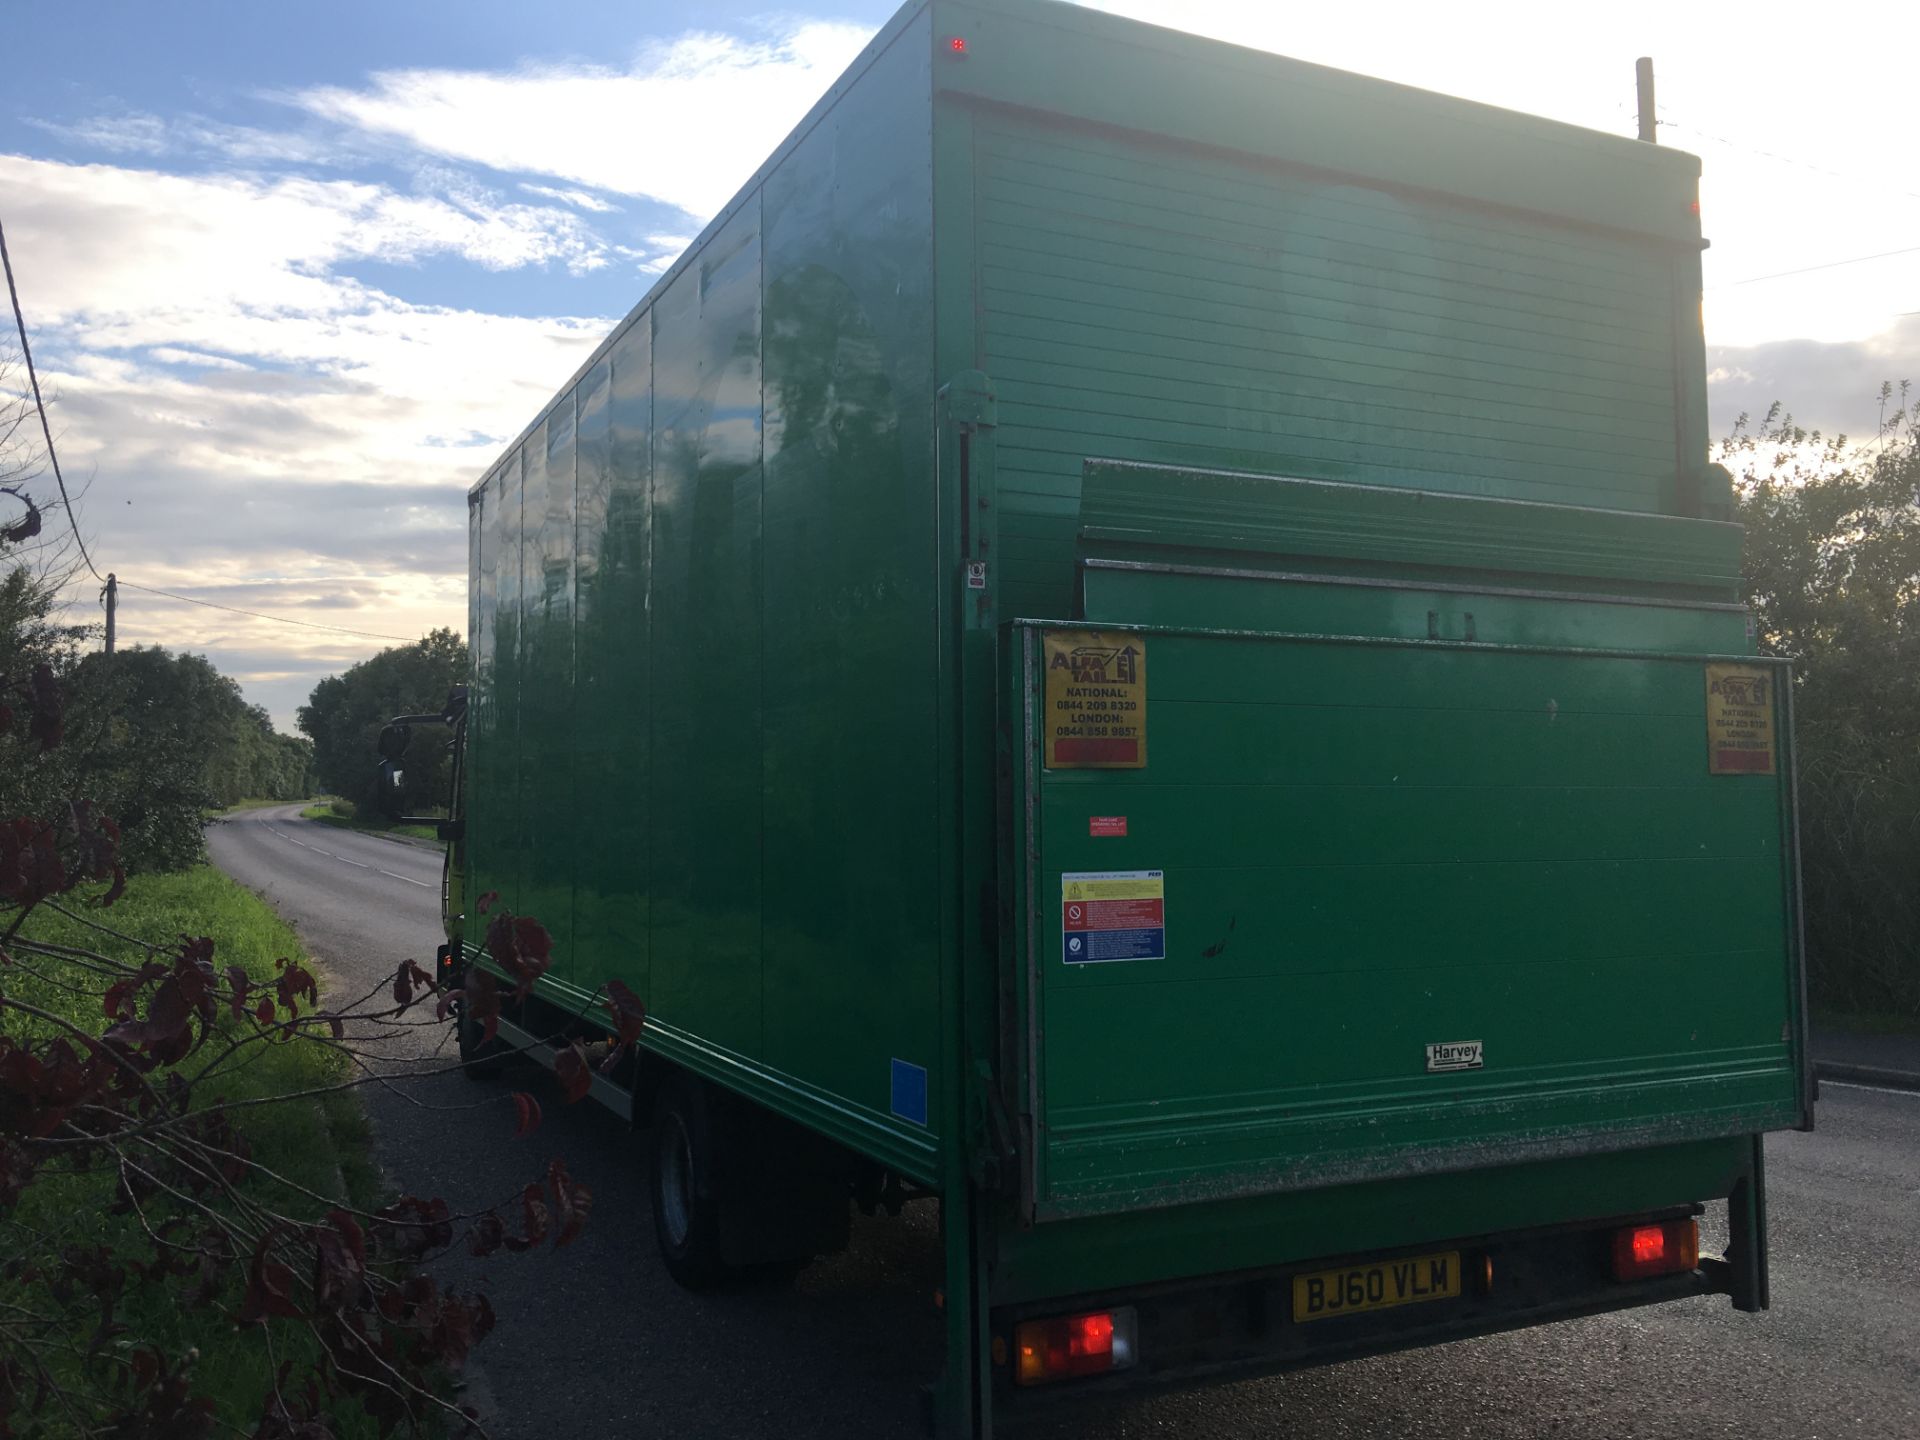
xmin=1009 ymin=620 xmax=1799 ymax=1221
xmin=455 ymin=0 xmax=1804 ymax=1414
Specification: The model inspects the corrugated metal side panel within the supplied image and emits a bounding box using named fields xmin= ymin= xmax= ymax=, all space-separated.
xmin=974 ymin=113 xmax=1684 ymax=619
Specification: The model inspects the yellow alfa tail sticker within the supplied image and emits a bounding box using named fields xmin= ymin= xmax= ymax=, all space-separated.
xmin=1043 ymin=630 xmax=1146 ymax=769
xmin=1704 ymin=664 xmax=1777 ymax=775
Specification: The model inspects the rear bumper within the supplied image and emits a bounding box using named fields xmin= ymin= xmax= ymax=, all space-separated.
xmin=993 ymin=1207 xmax=1735 ymax=1409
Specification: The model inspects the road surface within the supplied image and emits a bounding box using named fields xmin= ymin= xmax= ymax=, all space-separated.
xmin=210 ymin=804 xmax=1920 ymax=1438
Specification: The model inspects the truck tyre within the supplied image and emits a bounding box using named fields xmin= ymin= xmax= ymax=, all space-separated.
xmin=651 ymin=1073 xmax=729 ymax=1289
xmin=455 ymin=999 xmax=507 ymax=1080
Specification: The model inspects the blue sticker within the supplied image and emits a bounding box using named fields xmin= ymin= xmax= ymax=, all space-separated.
xmin=890 ymin=1058 xmax=928 ymax=1126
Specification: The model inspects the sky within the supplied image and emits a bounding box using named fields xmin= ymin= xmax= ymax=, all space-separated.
xmin=1 ymin=0 xmax=1913 ymax=730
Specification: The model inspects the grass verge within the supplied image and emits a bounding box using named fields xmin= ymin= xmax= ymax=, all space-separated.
xmin=218 ymin=796 xmax=308 ymax=815
xmin=5 ymin=867 xmax=386 ymax=1434
xmin=302 ymin=797 xmax=440 ymax=844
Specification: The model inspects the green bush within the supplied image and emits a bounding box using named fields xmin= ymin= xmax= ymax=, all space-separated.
xmin=1726 ymin=388 xmax=1920 ymax=1018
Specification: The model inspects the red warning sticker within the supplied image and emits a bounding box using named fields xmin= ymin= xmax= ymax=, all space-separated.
xmin=1089 ymin=816 xmax=1128 ymax=837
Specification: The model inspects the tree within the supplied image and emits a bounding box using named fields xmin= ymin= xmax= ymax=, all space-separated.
xmin=205 ymin=703 xmax=316 ymax=810
xmin=65 ymin=647 xmax=264 ymax=869
xmin=298 ymin=631 xmax=466 ymax=818
xmin=1723 ymin=385 xmax=1920 ymax=1015
xmin=9 ymin=640 xmax=316 ymax=873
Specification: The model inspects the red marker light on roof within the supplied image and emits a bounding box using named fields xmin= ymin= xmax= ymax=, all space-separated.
xmin=948 ymin=35 xmax=968 ymax=54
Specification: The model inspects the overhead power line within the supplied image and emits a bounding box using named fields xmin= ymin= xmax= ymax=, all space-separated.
xmin=1 ymin=208 xmax=416 ymax=648
xmin=1714 ymin=244 xmax=1920 ymax=289
xmin=1660 ymin=112 xmax=1920 ymax=206
xmin=117 ymin=580 xmax=414 ymax=643
xmin=0 ymin=212 xmax=103 ymax=584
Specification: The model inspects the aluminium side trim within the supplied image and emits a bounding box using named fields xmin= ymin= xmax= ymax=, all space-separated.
xmin=460 ymin=958 xmax=942 ymax=1184
xmin=1007 ymin=616 xmax=1793 ymax=670
xmin=1783 ymin=667 xmax=1815 ymax=1126
xmin=1080 ymin=558 xmax=1749 ymax=614
xmin=1035 ymin=1103 xmax=1802 ymax=1223
xmin=492 ymin=1014 xmax=631 ymax=1117
xmin=1080 ymin=457 xmax=1744 ymax=533
xmin=1021 ymin=625 xmax=1042 ymax=1224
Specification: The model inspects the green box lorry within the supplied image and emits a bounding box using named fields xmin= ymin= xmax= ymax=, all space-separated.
xmin=416 ymin=1 xmax=1813 ymax=1432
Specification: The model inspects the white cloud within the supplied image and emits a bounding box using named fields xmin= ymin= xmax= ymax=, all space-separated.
xmin=0 ymin=151 xmax=620 ymax=722
xmin=518 ymin=183 xmax=620 ymax=213
xmin=29 ymin=111 xmax=347 ymax=168
xmin=291 ymin=20 xmax=874 ymax=221
xmin=1707 ymin=317 xmax=1920 ymax=443
xmin=1 ymin=154 xmax=621 ymax=349
xmin=637 ymin=233 xmax=695 ymax=273
xmin=29 ymin=113 xmax=172 ymax=155
xmin=146 ymin=347 xmax=254 ymax=371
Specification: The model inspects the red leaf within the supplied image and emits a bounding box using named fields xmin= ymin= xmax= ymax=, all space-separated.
xmin=482 ymin=907 xmax=555 ymax=1001
xmin=553 ymin=1042 xmax=591 ymax=1104
xmin=548 ymin=1158 xmax=591 ymax=1248
xmin=239 ymin=1228 xmax=302 ymax=1323
xmin=275 ymin=959 xmax=319 ymax=1017
xmin=373 ymin=1196 xmax=453 ymax=1258
xmin=464 ymin=970 xmax=500 ymax=1044
xmin=510 ymin=1091 xmax=541 ymax=1139
xmin=388 ymin=957 xmax=431 ymax=1012
xmin=312 ymin=1210 xmax=368 ymax=1313
xmin=102 ymin=964 xmax=163 ymax=1022
xmin=225 ymin=966 xmax=252 ymax=1023
xmin=467 ymin=1213 xmax=505 ymax=1257
xmin=255 ymin=994 xmax=275 ymax=1026
xmin=475 ymin=890 xmax=500 ymax=915
xmin=94 ymin=865 xmax=126 ymax=909
xmin=602 ymin=978 xmax=646 ymax=1046
xmin=516 ymin=1182 xmax=548 ymax=1250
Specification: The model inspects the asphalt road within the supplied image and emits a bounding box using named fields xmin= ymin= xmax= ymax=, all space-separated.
xmin=210 ymin=804 xmax=1920 ymax=1439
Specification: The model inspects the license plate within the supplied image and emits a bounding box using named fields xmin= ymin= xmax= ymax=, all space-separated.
xmin=1291 ymin=1250 xmax=1461 ymax=1323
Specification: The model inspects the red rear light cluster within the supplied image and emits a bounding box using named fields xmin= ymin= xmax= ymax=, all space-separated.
xmin=1012 ymin=1307 xmax=1138 ymax=1385
xmin=1611 ymin=1219 xmax=1699 ymax=1281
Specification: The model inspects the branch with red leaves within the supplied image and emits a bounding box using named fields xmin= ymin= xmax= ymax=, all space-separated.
xmin=0 ymin=664 xmax=635 ymax=1438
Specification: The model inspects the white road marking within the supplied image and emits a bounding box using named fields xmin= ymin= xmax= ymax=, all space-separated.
xmin=261 ymin=814 xmax=433 ymax=887
xmin=1822 ymin=1080 xmax=1920 ymax=1100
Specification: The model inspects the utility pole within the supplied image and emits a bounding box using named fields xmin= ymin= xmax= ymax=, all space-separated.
xmin=1635 ymin=57 xmax=1657 ymax=143
xmin=102 ymin=572 xmax=116 ymax=653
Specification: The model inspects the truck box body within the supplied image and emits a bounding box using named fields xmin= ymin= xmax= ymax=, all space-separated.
xmin=452 ymin=0 xmax=1807 ymax=1426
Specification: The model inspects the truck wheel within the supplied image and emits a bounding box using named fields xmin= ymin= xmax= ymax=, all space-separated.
xmin=651 ymin=1074 xmax=729 ymax=1289
xmin=455 ymin=1000 xmax=507 ymax=1080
